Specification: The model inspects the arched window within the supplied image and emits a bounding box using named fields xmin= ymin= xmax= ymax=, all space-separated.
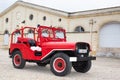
xmin=4 ymin=30 xmax=9 ymax=34
xmin=74 ymin=26 xmax=85 ymax=32
xmin=29 ymin=14 xmax=34 ymax=20
xmin=43 ymin=16 xmax=46 ymax=21
xmin=58 ymin=18 xmax=62 ymax=22
xmin=5 ymin=18 xmax=9 ymax=23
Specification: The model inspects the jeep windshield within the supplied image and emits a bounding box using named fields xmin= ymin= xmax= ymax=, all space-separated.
xmin=41 ymin=27 xmax=65 ymax=40
xmin=55 ymin=30 xmax=64 ymax=39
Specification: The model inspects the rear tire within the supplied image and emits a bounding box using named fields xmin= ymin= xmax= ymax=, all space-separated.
xmin=50 ymin=53 xmax=72 ymax=76
xmin=12 ymin=51 xmax=26 ymax=69
xmin=72 ymin=60 xmax=91 ymax=73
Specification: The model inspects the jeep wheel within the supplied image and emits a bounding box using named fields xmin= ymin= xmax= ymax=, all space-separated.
xmin=72 ymin=60 xmax=91 ymax=73
xmin=12 ymin=51 xmax=26 ymax=69
xmin=50 ymin=53 xmax=72 ymax=76
xmin=36 ymin=62 xmax=47 ymax=67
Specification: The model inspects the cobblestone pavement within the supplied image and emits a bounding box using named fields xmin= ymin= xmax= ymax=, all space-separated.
xmin=0 ymin=49 xmax=120 ymax=80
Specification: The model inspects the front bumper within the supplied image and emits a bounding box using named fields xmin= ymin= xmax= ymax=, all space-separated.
xmin=70 ymin=56 xmax=96 ymax=62
xmin=77 ymin=56 xmax=96 ymax=61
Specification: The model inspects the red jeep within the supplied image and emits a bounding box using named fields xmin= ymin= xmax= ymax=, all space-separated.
xmin=9 ymin=26 xmax=96 ymax=76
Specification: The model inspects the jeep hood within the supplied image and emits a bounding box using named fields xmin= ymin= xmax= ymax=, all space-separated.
xmin=42 ymin=42 xmax=76 ymax=50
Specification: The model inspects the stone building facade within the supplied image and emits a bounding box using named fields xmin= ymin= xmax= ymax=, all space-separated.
xmin=0 ymin=1 xmax=120 ymax=57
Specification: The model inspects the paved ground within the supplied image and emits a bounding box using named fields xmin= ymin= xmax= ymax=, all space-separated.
xmin=0 ymin=49 xmax=120 ymax=80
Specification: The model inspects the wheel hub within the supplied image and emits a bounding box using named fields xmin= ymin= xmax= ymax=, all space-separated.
xmin=53 ymin=57 xmax=66 ymax=73
xmin=58 ymin=62 xmax=62 ymax=68
xmin=14 ymin=54 xmax=21 ymax=66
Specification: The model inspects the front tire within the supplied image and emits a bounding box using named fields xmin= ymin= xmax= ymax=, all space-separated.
xmin=12 ymin=51 xmax=26 ymax=69
xmin=50 ymin=53 xmax=72 ymax=76
xmin=72 ymin=60 xmax=91 ymax=73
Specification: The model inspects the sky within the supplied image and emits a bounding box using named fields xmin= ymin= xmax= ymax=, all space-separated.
xmin=0 ymin=0 xmax=120 ymax=13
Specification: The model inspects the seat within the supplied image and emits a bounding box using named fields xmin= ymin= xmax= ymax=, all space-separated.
xmin=28 ymin=39 xmax=42 ymax=52
xmin=28 ymin=39 xmax=36 ymax=46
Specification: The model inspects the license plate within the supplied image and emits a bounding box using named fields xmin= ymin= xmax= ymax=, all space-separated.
xmin=78 ymin=49 xmax=87 ymax=53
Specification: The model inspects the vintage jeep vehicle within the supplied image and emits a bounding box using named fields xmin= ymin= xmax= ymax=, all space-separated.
xmin=9 ymin=26 xmax=96 ymax=76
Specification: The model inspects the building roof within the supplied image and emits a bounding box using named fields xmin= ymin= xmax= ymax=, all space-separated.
xmin=0 ymin=1 xmax=120 ymax=18
xmin=69 ymin=6 xmax=120 ymax=18
xmin=0 ymin=1 xmax=69 ymax=17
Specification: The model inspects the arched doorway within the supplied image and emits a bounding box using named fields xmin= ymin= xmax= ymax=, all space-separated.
xmin=3 ymin=30 xmax=9 ymax=45
xmin=74 ymin=26 xmax=85 ymax=32
xmin=99 ymin=22 xmax=120 ymax=48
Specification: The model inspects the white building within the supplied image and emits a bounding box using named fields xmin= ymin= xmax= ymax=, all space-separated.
xmin=0 ymin=1 xmax=120 ymax=57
